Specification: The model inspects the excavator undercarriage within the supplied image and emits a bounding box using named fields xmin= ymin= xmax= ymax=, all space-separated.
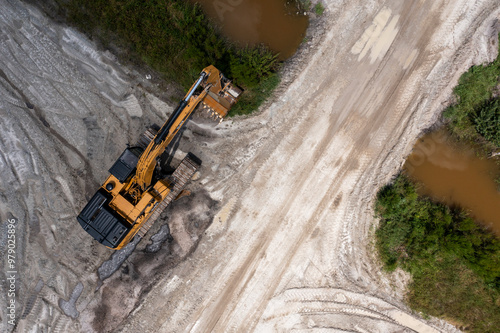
xmin=77 ymin=65 xmax=241 ymax=249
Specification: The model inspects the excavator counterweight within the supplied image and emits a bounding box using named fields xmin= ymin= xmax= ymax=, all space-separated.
xmin=77 ymin=66 xmax=241 ymax=249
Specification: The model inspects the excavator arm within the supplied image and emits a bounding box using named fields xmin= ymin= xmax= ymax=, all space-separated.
xmin=131 ymin=71 xmax=209 ymax=192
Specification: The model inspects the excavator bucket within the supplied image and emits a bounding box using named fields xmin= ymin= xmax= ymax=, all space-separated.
xmin=200 ymin=66 xmax=242 ymax=120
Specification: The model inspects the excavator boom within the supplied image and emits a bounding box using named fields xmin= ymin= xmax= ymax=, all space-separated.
xmin=133 ymin=71 xmax=208 ymax=191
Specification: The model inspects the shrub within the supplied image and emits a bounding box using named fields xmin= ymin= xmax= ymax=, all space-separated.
xmin=444 ymin=33 xmax=500 ymax=146
xmin=229 ymin=46 xmax=280 ymax=88
xmin=314 ymin=3 xmax=325 ymax=16
xmin=375 ymin=174 xmax=500 ymax=332
xmin=474 ymin=98 xmax=500 ymax=147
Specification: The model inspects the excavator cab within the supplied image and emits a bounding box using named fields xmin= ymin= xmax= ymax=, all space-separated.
xmin=108 ymin=147 xmax=143 ymax=183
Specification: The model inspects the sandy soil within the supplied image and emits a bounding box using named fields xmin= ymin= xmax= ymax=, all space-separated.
xmin=0 ymin=0 xmax=499 ymax=332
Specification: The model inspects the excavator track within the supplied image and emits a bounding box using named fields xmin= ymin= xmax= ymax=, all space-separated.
xmin=137 ymin=153 xmax=200 ymax=238
xmin=137 ymin=125 xmax=159 ymax=150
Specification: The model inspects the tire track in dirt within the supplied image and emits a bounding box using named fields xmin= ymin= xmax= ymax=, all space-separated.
xmin=187 ymin=2 xmax=439 ymax=330
xmin=258 ymin=288 xmax=446 ymax=332
xmin=1 ymin=0 xmax=498 ymax=332
xmin=0 ymin=2 xmax=171 ymax=332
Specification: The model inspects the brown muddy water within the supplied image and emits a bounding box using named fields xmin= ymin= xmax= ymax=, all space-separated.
xmin=404 ymin=129 xmax=500 ymax=235
xmin=193 ymin=0 xmax=308 ymax=59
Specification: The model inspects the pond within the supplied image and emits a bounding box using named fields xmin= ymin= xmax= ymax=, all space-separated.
xmin=404 ymin=129 xmax=500 ymax=236
xmin=192 ymin=0 xmax=308 ymax=59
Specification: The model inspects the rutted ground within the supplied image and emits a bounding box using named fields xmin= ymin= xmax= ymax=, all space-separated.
xmin=0 ymin=0 xmax=499 ymax=332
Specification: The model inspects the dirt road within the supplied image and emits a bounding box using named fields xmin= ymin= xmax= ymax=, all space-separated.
xmin=1 ymin=0 xmax=499 ymax=332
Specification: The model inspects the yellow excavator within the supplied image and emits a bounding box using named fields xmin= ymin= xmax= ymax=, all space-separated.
xmin=77 ymin=65 xmax=241 ymax=249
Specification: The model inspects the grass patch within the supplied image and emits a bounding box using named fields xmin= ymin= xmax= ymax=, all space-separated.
xmin=474 ymin=98 xmax=500 ymax=146
xmin=49 ymin=0 xmax=282 ymax=116
xmin=375 ymin=175 xmax=500 ymax=332
xmin=314 ymin=3 xmax=325 ymax=16
xmin=444 ymin=33 xmax=500 ymax=149
xmin=298 ymin=0 xmax=324 ymax=15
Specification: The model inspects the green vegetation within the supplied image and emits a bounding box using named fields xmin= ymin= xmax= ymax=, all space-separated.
xmin=299 ymin=0 xmax=312 ymax=12
xmin=53 ymin=0 xmax=282 ymax=116
xmin=314 ymin=3 xmax=325 ymax=16
xmin=375 ymin=175 xmax=500 ymax=332
xmin=475 ymin=98 xmax=500 ymax=146
xmin=229 ymin=73 xmax=280 ymax=116
xmin=298 ymin=0 xmax=324 ymax=15
xmin=444 ymin=33 xmax=500 ymax=148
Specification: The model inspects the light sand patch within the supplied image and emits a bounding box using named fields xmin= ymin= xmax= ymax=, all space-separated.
xmin=389 ymin=310 xmax=440 ymax=333
xmin=351 ymin=8 xmax=392 ymax=59
xmin=404 ymin=49 xmax=419 ymax=69
xmin=161 ymin=275 xmax=181 ymax=296
xmin=370 ymin=14 xmax=400 ymax=63
xmin=120 ymin=94 xmax=143 ymax=117
xmin=206 ymin=197 xmax=237 ymax=237
xmin=56 ymin=175 xmax=75 ymax=206
xmin=351 ymin=7 xmax=400 ymax=64
xmin=146 ymin=92 xmax=174 ymax=117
